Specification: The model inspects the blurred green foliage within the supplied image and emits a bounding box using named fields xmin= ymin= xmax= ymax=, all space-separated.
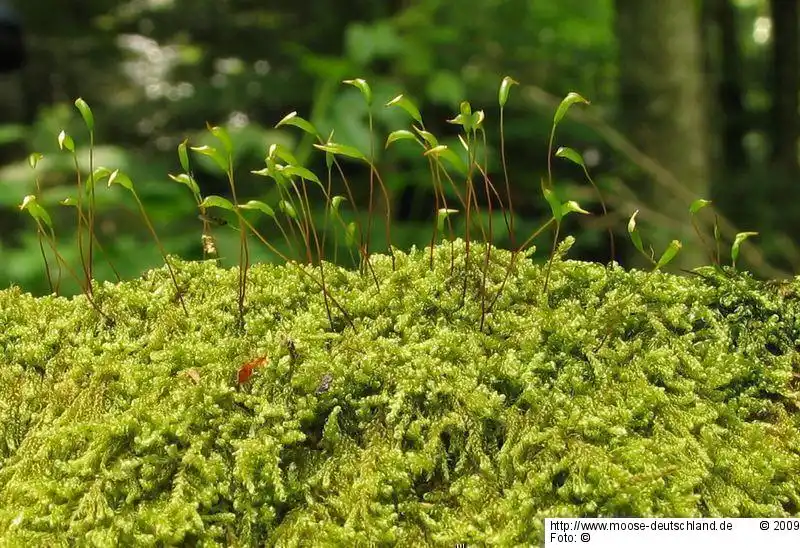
xmin=0 ymin=0 xmax=793 ymax=295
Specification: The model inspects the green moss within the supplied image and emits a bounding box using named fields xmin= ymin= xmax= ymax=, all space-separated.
xmin=1 ymin=241 xmax=799 ymax=546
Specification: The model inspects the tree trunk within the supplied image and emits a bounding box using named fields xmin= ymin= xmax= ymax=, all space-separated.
xmin=615 ymin=0 xmax=711 ymax=268
xmin=769 ymin=0 xmax=800 ymax=178
xmin=716 ymin=0 xmax=749 ymax=171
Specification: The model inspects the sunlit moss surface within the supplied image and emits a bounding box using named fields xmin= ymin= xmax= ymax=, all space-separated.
xmin=1 ymin=239 xmax=799 ymax=546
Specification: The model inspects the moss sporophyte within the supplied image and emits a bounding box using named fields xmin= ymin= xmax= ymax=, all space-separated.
xmin=5 ymin=79 xmax=797 ymax=545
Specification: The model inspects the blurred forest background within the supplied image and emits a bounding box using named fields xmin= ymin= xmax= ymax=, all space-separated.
xmin=1 ymin=0 xmax=799 ymax=296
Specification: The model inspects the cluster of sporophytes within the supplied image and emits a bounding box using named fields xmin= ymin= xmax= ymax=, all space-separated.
xmin=18 ymin=78 xmax=760 ymax=334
